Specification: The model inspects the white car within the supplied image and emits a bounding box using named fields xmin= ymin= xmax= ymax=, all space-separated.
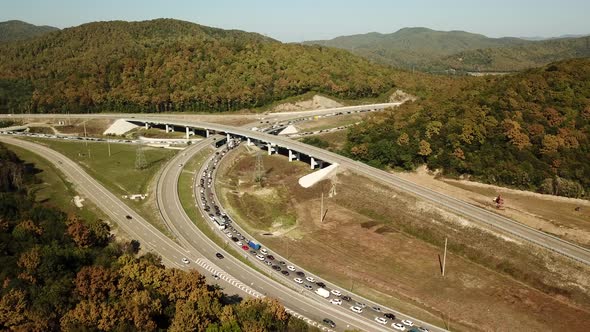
xmin=401 ymin=320 xmax=414 ymax=327
xmin=256 ymin=254 xmax=266 ymax=261
xmin=236 ymin=241 xmax=243 ymax=246
xmin=331 ymin=289 xmax=342 ymax=297
xmin=329 ymin=298 xmax=342 ymax=305
xmin=225 ymin=232 xmax=233 ymax=238
xmin=305 ymin=276 xmax=315 ymax=283
xmin=181 ymin=258 xmax=190 ymax=264
xmin=350 ymin=306 xmax=363 ymax=314
xmin=392 ymin=323 xmax=406 ymax=331
xmin=294 ymin=278 xmax=303 ymax=284
xmin=287 ymin=265 xmax=296 ymax=271
xmin=260 ymin=248 xmax=268 ymax=255
xmin=375 ymin=317 xmax=388 ymax=325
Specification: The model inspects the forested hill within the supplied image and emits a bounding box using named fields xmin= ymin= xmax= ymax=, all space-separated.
xmin=303 ymin=27 xmax=590 ymax=72
xmin=0 ymin=19 xmax=396 ymax=114
xmin=0 ymin=142 xmax=314 ymax=331
xmin=303 ymin=27 xmax=527 ymax=70
xmin=345 ymin=58 xmax=590 ymax=198
xmin=0 ymin=20 xmax=59 ymax=43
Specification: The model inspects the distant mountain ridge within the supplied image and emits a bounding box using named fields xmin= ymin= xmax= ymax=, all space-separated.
xmin=0 ymin=20 xmax=59 ymax=42
xmin=303 ymin=27 xmax=590 ymax=72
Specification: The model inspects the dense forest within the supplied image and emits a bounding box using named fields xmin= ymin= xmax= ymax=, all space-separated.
xmin=344 ymin=58 xmax=590 ymax=197
xmin=0 ymin=19 xmax=395 ymax=114
xmin=303 ymin=27 xmax=590 ymax=72
xmin=0 ymin=143 xmax=316 ymax=331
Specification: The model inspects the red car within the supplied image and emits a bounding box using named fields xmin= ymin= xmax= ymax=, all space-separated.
xmin=241 ymin=245 xmax=249 ymax=250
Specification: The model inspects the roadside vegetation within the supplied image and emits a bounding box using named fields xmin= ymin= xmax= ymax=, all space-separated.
xmin=24 ymin=138 xmax=177 ymax=234
xmin=216 ymin=146 xmax=590 ymax=331
xmin=345 ymin=58 xmax=590 ymax=198
xmin=0 ymin=142 xmax=315 ymax=332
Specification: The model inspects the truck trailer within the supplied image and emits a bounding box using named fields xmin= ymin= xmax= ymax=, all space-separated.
xmin=248 ymin=241 xmax=261 ymax=250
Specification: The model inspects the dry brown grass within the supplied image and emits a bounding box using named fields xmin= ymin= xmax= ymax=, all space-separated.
xmin=216 ymin=147 xmax=590 ymax=332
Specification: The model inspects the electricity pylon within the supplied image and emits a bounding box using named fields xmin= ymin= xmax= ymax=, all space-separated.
xmin=254 ymin=151 xmax=264 ymax=185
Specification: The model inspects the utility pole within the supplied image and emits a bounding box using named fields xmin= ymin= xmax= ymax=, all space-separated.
xmin=442 ymin=237 xmax=448 ymax=277
xmin=320 ymin=191 xmax=324 ymax=224
xmin=107 ymin=140 xmax=111 ymax=157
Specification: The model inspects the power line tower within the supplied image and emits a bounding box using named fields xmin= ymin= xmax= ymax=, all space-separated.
xmin=254 ymin=150 xmax=265 ymax=185
xmin=135 ymin=141 xmax=147 ymax=170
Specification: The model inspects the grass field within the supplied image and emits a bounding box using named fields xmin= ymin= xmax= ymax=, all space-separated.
xmin=216 ymin=146 xmax=590 ymax=332
xmin=4 ymin=142 xmax=108 ymax=228
xmin=216 ymin=147 xmax=311 ymax=232
xmin=24 ymin=138 xmax=177 ymax=234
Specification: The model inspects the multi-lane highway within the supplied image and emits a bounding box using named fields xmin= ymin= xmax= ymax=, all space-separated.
xmin=193 ymin=141 xmax=438 ymax=331
xmin=132 ymin=118 xmax=590 ymax=266
xmin=154 ymin=137 xmax=418 ymax=331
xmin=0 ymin=136 xmax=375 ymax=331
xmin=0 ymin=136 xmax=257 ymax=298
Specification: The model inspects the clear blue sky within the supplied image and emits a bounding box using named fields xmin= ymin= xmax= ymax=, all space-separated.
xmin=2 ymin=0 xmax=589 ymax=42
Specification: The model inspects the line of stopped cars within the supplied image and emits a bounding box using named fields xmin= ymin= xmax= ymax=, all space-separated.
xmin=194 ymin=145 xmax=431 ymax=331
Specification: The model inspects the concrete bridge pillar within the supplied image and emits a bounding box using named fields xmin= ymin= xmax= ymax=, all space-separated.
xmin=288 ymin=149 xmax=294 ymax=162
xmin=145 ymin=123 xmax=149 ymax=130
xmin=186 ymin=127 xmax=190 ymax=140
xmin=247 ymin=137 xmax=252 ymax=146
xmin=205 ymin=129 xmax=209 ymax=138
xmin=267 ymin=143 xmax=273 ymax=155
xmin=296 ymin=151 xmax=301 ymax=161
xmin=227 ymin=133 xmax=231 ymax=142
xmin=310 ymin=157 xmax=319 ymax=169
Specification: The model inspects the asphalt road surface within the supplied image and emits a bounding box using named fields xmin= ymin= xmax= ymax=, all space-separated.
xmin=155 ymin=138 xmax=420 ymax=331
xmin=136 ymin=118 xmax=590 ymax=266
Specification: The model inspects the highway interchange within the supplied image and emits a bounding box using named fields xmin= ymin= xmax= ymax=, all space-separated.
xmin=2 ymin=103 xmax=590 ymax=331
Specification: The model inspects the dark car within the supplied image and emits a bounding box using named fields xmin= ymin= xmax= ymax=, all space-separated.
xmin=341 ymin=295 xmax=352 ymax=302
xmin=272 ymin=265 xmax=281 ymax=271
xmin=296 ymin=271 xmax=305 ymax=277
xmin=215 ymin=253 xmax=224 ymax=259
xmin=125 ymin=215 xmax=132 ymax=220
xmin=231 ymin=237 xmax=239 ymax=242
xmin=371 ymin=306 xmax=382 ymax=312
xmin=316 ymin=282 xmax=326 ymax=288
xmin=384 ymin=313 xmax=396 ymax=320
xmin=278 ymin=261 xmax=286 ymax=265
xmin=266 ymin=255 xmax=275 ymax=260
xmin=322 ymin=318 xmax=336 ymax=328
xmin=281 ymin=270 xmax=289 ymax=276
xmin=250 ymin=250 xmax=257 ymax=255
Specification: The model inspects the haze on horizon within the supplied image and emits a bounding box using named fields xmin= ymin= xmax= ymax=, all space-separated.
xmin=1 ymin=0 xmax=589 ymax=42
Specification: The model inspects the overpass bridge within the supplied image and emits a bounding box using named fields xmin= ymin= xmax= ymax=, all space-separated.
xmin=125 ymin=117 xmax=590 ymax=266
